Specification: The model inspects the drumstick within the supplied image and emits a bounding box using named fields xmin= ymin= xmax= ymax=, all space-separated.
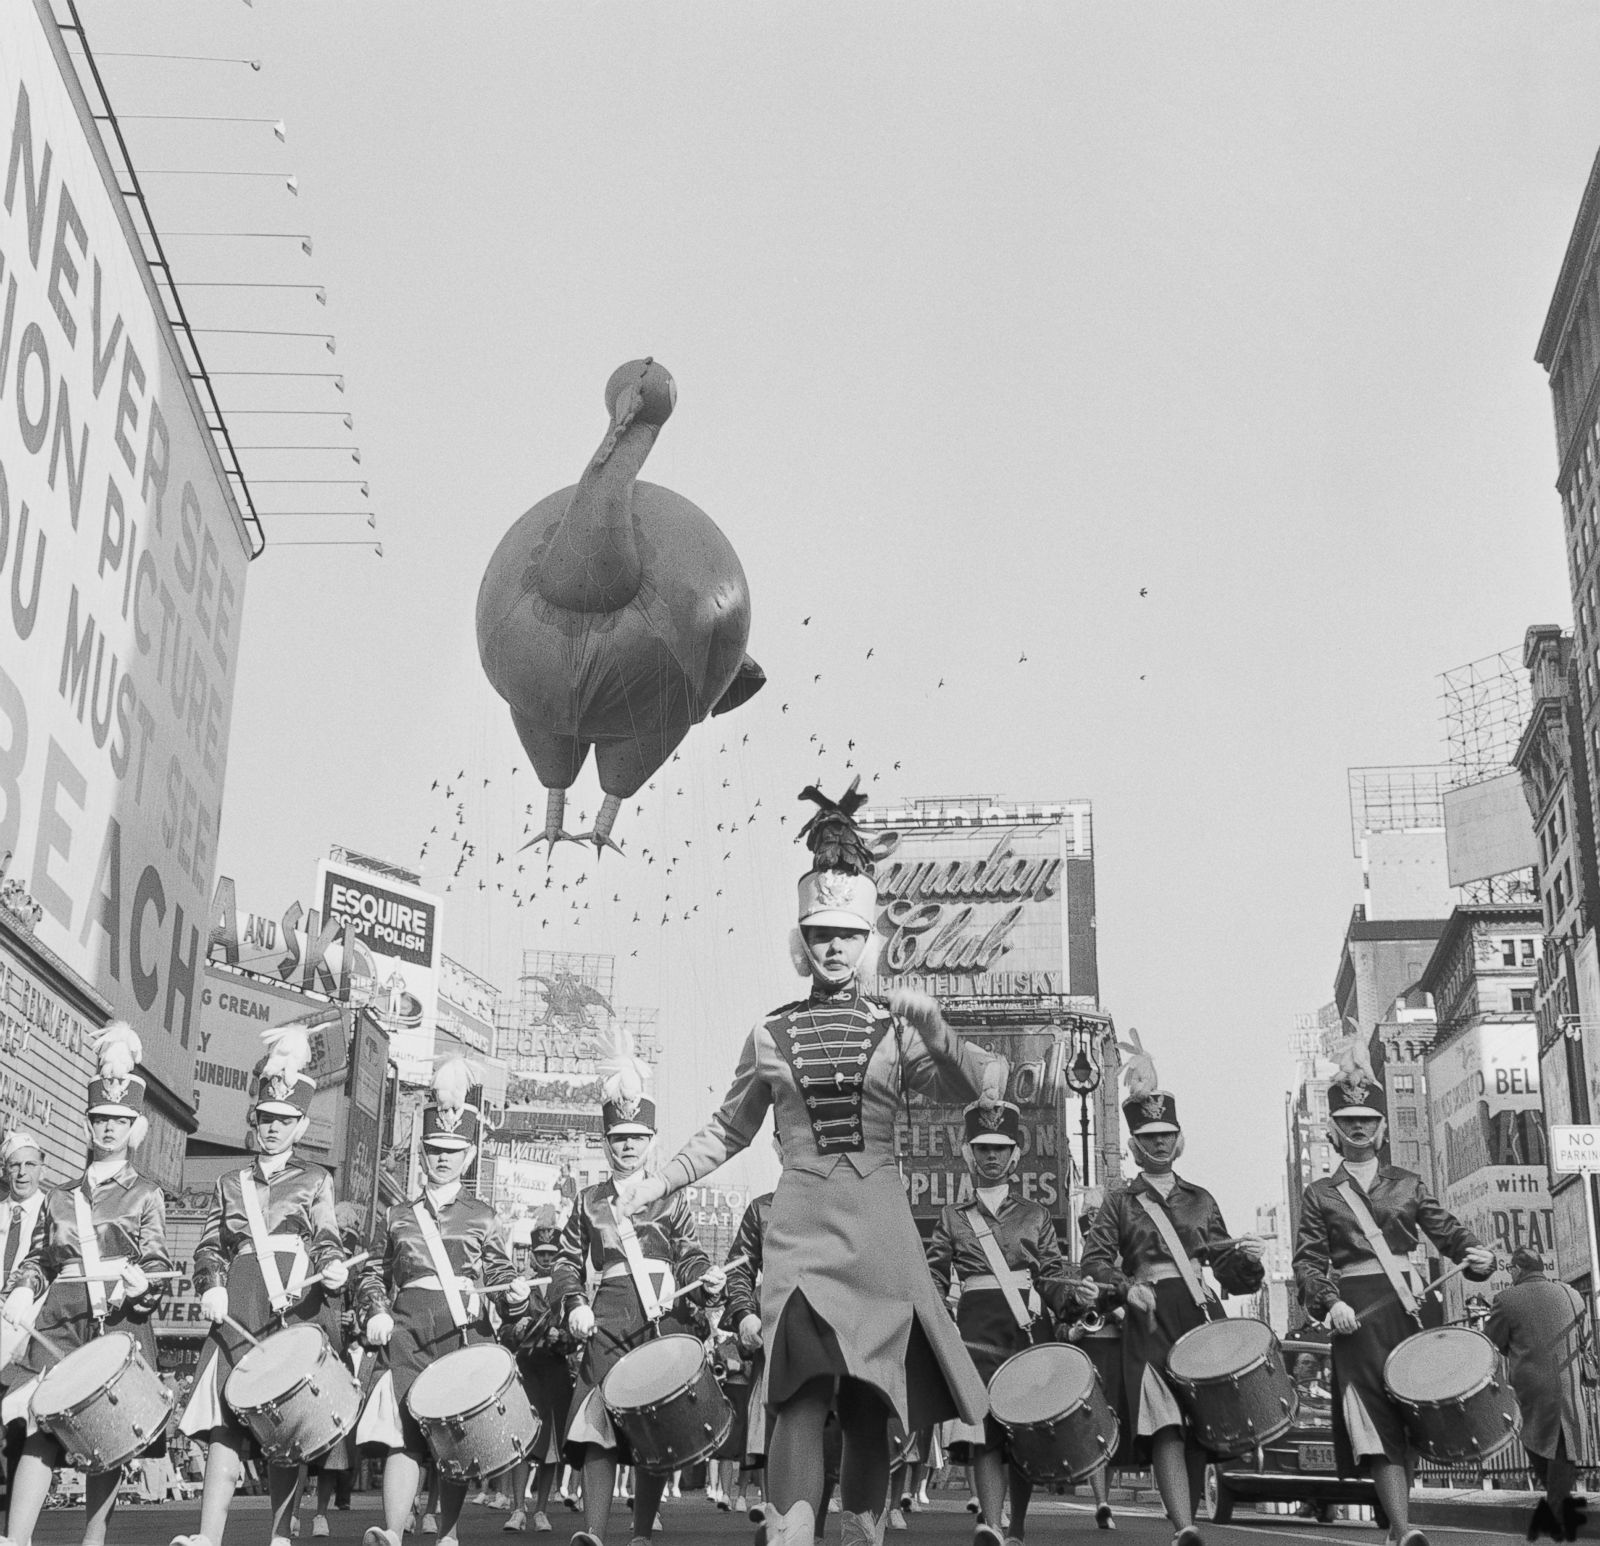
xmin=299 ymin=1252 xmax=372 ymax=1293
xmin=0 ymin=1307 xmax=69 ymax=1365
xmin=70 ymin=1269 xmax=185 ymax=1283
xmin=1352 ymin=1260 xmax=1478 ymax=1327
xmin=221 ymin=1313 xmax=263 ymax=1350
xmin=462 ymin=1275 xmax=553 ymax=1296
xmin=664 ymin=1255 xmax=749 ymax=1307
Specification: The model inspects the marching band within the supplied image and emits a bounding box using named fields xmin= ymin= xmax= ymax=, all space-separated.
xmin=0 ymin=784 xmax=1580 ymax=1546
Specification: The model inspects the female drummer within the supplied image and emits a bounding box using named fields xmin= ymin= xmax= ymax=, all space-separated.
xmin=1293 ymin=1044 xmax=1494 ymax=1546
xmin=353 ymin=1059 xmax=529 ymax=1546
xmin=500 ymin=1212 xmax=574 ymax=1533
xmin=171 ymin=1023 xmax=350 ymax=1546
xmin=926 ymin=1097 xmax=1083 ymax=1546
xmin=614 ymin=780 xmax=1001 ymax=1546
xmin=0 ymin=1023 xmax=173 ymax=1546
xmin=1080 ymin=1032 xmax=1264 ymax=1546
xmin=549 ymin=1050 xmax=726 ymax=1546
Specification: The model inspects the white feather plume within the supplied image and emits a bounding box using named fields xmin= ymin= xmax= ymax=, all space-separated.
xmin=596 ymin=1018 xmax=649 ymax=1107
xmin=431 ymin=1055 xmax=476 ymax=1115
xmin=1336 ymin=1034 xmax=1378 ymax=1090
xmin=93 ymin=1021 xmax=142 ymax=1079
xmin=975 ymin=1054 xmax=1010 ymax=1109
xmin=1118 ymin=1026 xmax=1160 ymax=1100
xmin=258 ymin=1024 xmax=313 ymax=1083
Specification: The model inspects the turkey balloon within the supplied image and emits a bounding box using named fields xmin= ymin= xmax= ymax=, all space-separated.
xmin=476 ymin=359 xmax=764 ymax=853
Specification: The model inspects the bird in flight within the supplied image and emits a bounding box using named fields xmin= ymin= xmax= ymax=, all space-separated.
xmin=802 ymin=616 xmax=811 ymax=625
xmin=1140 ymin=587 xmax=1148 ymax=597
xmin=866 ymin=648 xmax=874 ymax=659
xmin=1018 ymin=652 xmax=1028 ymax=663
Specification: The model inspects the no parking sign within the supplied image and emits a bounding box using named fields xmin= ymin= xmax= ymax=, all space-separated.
xmin=1552 ymin=1125 xmax=1600 ymax=1173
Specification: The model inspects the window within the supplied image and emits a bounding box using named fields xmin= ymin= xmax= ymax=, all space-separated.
xmin=1392 ymin=1074 xmax=1415 ymax=1093
xmin=1502 ymin=939 xmax=1518 ymax=966
xmin=1512 ymin=988 xmax=1535 ymax=1014
xmin=1522 ymin=938 xmax=1537 ymax=965
xmin=1397 ymin=1107 xmax=1418 ymax=1132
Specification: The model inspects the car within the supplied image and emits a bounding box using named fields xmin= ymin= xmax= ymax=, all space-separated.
xmin=1203 ymin=1336 xmax=1382 ymax=1525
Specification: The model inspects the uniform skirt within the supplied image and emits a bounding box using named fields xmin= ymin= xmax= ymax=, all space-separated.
xmin=944 ymin=1286 xmax=1035 ymax=1460
xmin=0 ymin=1284 xmax=166 ymax=1462
xmin=761 ymin=1163 xmax=987 ymax=1432
xmin=515 ymin=1350 xmax=574 ymax=1467
xmin=562 ymin=1276 xmax=699 ymax=1466
xmin=356 ymin=1284 xmax=496 ymax=1458
xmin=179 ymin=1250 xmax=343 ymax=1457
xmin=1120 ymin=1279 xmax=1217 ymax=1459
xmin=1329 ymin=1275 xmax=1415 ymax=1472
xmin=1078 ymin=1326 xmax=1132 ymax=1465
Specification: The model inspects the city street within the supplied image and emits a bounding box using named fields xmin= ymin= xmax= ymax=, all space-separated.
xmin=21 ymin=1495 xmax=1531 ymax=1546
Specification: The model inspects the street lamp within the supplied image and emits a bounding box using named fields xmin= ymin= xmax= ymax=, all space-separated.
xmin=1063 ymin=1020 xmax=1102 ymax=1189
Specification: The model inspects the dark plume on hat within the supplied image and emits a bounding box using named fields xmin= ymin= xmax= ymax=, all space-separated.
xmin=797 ymin=776 xmax=874 ymax=874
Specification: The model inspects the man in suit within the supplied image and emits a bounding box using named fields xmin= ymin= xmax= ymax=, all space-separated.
xmin=0 ymin=1128 xmax=48 ymax=1531
xmin=1485 ymin=1248 xmax=1593 ymax=1541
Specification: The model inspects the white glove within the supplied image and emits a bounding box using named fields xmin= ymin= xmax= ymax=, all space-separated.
xmin=887 ymin=986 xmax=946 ymax=1044
xmin=738 ymin=1313 xmax=763 ymax=1351
xmin=613 ymin=1172 xmax=667 ymax=1218
xmin=2 ymin=1284 xmax=36 ymax=1324
xmin=505 ymin=1276 xmax=531 ymax=1313
xmin=699 ymin=1265 xmax=727 ymax=1300
xmin=1463 ymin=1246 xmax=1497 ymax=1276
xmin=319 ymin=1258 xmax=350 ymax=1291
xmin=1125 ymin=1283 xmax=1156 ymax=1317
xmin=568 ymin=1305 xmax=596 ymax=1340
xmin=365 ymin=1312 xmax=395 ymax=1347
xmin=121 ymin=1263 xmax=150 ymax=1299
xmin=1327 ymin=1301 xmax=1359 ymax=1335
xmin=200 ymin=1287 xmax=230 ymax=1324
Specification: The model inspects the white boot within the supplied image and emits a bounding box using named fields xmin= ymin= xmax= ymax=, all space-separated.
xmin=840 ymin=1510 xmax=886 ymax=1546
xmin=762 ymin=1500 xmax=818 ymax=1546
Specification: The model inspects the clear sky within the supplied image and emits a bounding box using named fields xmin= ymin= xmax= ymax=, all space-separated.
xmin=76 ymin=2 xmax=1600 ymax=1225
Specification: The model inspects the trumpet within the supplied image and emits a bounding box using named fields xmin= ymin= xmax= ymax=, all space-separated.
xmin=1075 ymin=1307 xmax=1106 ymax=1335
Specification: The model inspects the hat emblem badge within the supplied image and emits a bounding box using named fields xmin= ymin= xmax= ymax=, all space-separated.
xmin=263 ymin=1074 xmax=292 ymax=1102
xmin=611 ymin=1092 xmax=641 ymax=1122
xmin=815 ymin=871 xmax=855 ymax=907
xmin=99 ymin=1075 xmax=130 ymax=1102
xmin=977 ymin=1105 xmax=1005 ymax=1132
xmin=435 ymin=1107 xmax=463 ymax=1133
xmin=1140 ymin=1094 xmax=1167 ymax=1121
xmin=1339 ymin=1075 xmax=1373 ymax=1102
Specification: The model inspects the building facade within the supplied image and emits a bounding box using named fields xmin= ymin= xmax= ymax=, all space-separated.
xmin=1367 ymin=988 xmax=1438 ymax=1178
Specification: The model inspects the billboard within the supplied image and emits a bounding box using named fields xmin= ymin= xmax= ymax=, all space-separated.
xmin=895 ymin=1025 xmax=1073 ymax=1225
xmin=1427 ymin=1022 xmax=1552 ymax=1307
xmin=1443 ymin=772 xmax=1538 ymax=887
xmin=0 ymin=5 xmax=253 ymax=1109
xmin=317 ymin=859 xmax=440 ymax=1082
xmin=438 ymin=955 xmax=496 ymax=1057
xmin=193 ymin=963 xmax=346 ymax=1148
xmin=340 ymin=1010 xmax=389 ymax=1239
xmin=857 ymin=802 xmax=1096 ymax=1001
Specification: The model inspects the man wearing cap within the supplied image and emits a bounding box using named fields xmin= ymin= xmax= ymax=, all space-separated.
xmin=500 ymin=1214 xmax=575 ymax=1533
xmin=0 ymin=1023 xmax=172 ymax=1546
xmin=1294 ymin=1043 xmax=1494 ymax=1546
xmin=1485 ymin=1249 xmax=1592 ymax=1539
xmin=0 ymin=1131 xmax=47 ymax=1528
xmin=353 ymin=1058 xmax=528 ymax=1546
xmin=926 ymin=1098 xmax=1085 ymax=1546
xmin=550 ymin=1076 xmax=724 ymax=1546
xmin=171 ymin=1025 xmax=349 ymax=1546
xmin=1081 ymin=1032 xmax=1264 ymax=1546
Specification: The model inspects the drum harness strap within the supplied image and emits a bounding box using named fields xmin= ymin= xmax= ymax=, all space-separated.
xmin=608 ymin=1201 xmax=663 ymax=1324
xmin=412 ymin=1199 xmax=471 ymax=1331
xmin=1134 ymin=1194 xmax=1208 ymax=1312
xmin=239 ymin=1167 xmax=307 ymax=1315
xmin=70 ymin=1187 xmax=116 ymax=1323
xmin=962 ymin=1207 xmax=1034 ymax=1331
xmin=1335 ymin=1182 xmax=1420 ymax=1320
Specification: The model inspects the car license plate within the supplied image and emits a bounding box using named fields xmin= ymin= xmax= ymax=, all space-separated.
xmin=1298 ymin=1443 xmax=1335 ymax=1471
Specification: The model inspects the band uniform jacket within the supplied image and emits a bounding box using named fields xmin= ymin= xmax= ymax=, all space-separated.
xmin=1 ymin=1165 xmax=172 ymax=1414
xmin=724 ymin=1191 xmax=773 ymax=1328
xmin=353 ymin=1189 xmax=518 ymax=1327
xmin=1081 ymin=1176 xmax=1262 ymax=1300
xmin=181 ymin=1156 xmax=347 ymax=1441
xmin=1291 ymin=1166 xmax=1485 ymax=1321
xmin=926 ymin=1194 xmax=1077 ymax=1378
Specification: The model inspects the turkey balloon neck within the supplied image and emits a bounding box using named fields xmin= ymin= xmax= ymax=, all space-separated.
xmin=535 ymin=416 xmax=659 ymax=613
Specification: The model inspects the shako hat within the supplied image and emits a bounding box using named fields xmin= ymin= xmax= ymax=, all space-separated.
xmin=251 ymin=1020 xmax=324 ymax=1119
xmin=795 ymin=777 xmax=878 ymax=930
xmin=421 ymin=1056 xmax=481 ymax=1150
xmin=964 ymin=1099 xmax=1023 ymax=1147
xmin=1328 ymin=1037 xmax=1385 ymax=1121
xmin=598 ymin=1019 xmax=655 ymax=1136
xmin=1118 ymin=1027 xmax=1179 ymax=1135
xmin=87 ymin=1023 xmax=147 ymax=1118
xmin=530 ymin=1204 xmax=561 ymax=1253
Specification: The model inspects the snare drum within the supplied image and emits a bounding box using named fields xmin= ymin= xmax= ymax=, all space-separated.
xmin=1165 ymin=1317 xmax=1297 ymax=1458
xmin=30 ymin=1332 xmax=173 ymax=1473
xmin=602 ymin=1333 xmax=733 ymax=1474
xmin=987 ymin=1343 xmax=1118 ymax=1483
xmin=407 ymin=1343 xmax=540 ymax=1483
xmin=1383 ymin=1327 xmax=1521 ymax=1465
xmin=225 ymin=1324 xmax=361 ymax=1465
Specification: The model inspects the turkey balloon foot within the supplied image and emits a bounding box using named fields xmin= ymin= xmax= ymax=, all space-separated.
xmin=573 ymin=795 xmax=626 ymax=857
xmin=520 ymin=789 xmax=580 ymax=858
